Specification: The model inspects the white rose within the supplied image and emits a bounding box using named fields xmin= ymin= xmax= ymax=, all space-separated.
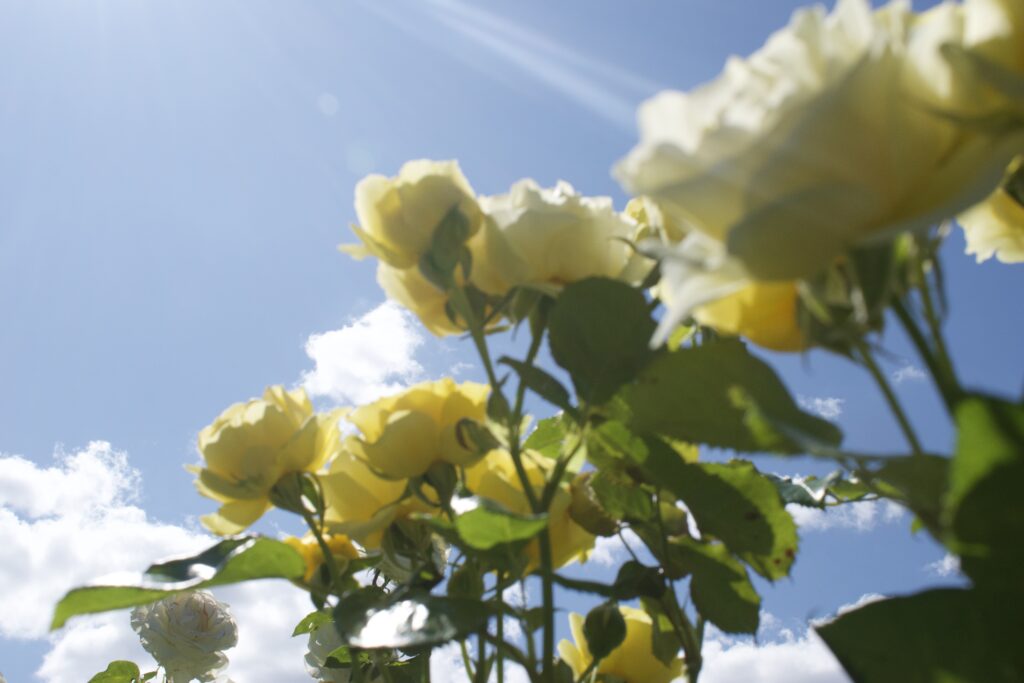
xmin=130 ymin=591 xmax=238 ymax=683
xmin=469 ymin=180 xmax=637 ymax=296
xmin=616 ymin=0 xmax=1024 ymax=287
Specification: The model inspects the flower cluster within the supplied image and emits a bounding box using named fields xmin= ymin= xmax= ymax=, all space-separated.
xmin=72 ymin=1 xmax=1024 ymax=682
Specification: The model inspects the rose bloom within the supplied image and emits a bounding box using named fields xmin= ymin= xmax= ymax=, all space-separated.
xmin=283 ymin=533 xmax=361 ymax=583
xmin=345 ymin=379 xmax=489 ymax=479
xmin=626 ymin=197 xmax=807 ymax=351
xmin=465 ymin=450 xmax=594 ymax=570
xmin=130 ymin=591 xmax=238 ymax=683
xmin=189 ymin=387 xmax=341 ymax=535
xmin=344 ymin=160 xmax=482 ymax=270
xmin=616 ymin=0 xmax=1024 ymax=337
xmin=959 ymin=156 xmax=1024 ymax=263
xmin=469 ymin=180 xmax=638 ymax=296
xmin=376 ymin=263 xmax=465 ymax=336
xmin=320 ymin=448 xmax=431 ymax=550
xmin=558 ymin=606 xmax=684 ymax=683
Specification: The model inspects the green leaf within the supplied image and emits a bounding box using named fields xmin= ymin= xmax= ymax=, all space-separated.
xmin=869 ymin=455 xmax=948 ymax=537
xmin=524 ymin=415 xmax=568 ymax=459
xmin=88 ymin=661 xmax=141 ymax=683
xmin=612 ymin=561 xmax=666 ymax=600
xmin=568 ymin=473 xmax=619 ymax=537
xmin=766 ymin=472 xmax=840 ymax=507
xmin=619 ymin=340 xmax=841 ymax=453
xmin=664 ymin=461 xmax=798 ymax=581
xmin=640 ymin=598 xmax=683 ymax=667
xmin=447 ymin=561 xmax=485 ymax=600
xmin=817 ymin=589 xmax=1024 ymax=682
xmin=52 ymin=536 xmax=305 ymax=629
xmin=584 ymin=602 xmax=627 ymax=661
xmin=591 ymin=469 xmax=655 ymax=521
xmin=292 ymin=610 xmax=333 ymax=637
xmin=333 ymin=588 xmax=491 ymax=649
xmin=452 ymin=493 xmax=548 ymax=550
xmin=548 ymin=278 xmax=655 ymax=405
xmin=499 ymin=357 xmax=578 ymax=417
xmin=419 ymin=206 xmax=473 ymax=289
xmin=671 ymin=538 xmax=760 ymax=634
xmin=947 ymin=396 xmax=1024 ymax=591
xmin=586 ymin=420 xmax=696 ymax=477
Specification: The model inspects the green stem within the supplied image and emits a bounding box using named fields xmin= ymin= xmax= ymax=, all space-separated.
xmin=460 ymin=640 xmax=476 ymax=681
xmin=915 ymin=256 xmax=956 ymax=383
xmin=891 ymin=298 xmax=961 ymax=413
xmin=852 ymin=338 xmax=924 ymax=455
xmin=301 ymin=510 xmax=343 ymax=594
xmin=538 ymin=530 xmax=556 ymax=683
xmin=497 ymin=573 xmax=505 ymax=683
xmin=574 ymin=659 xmax=598 ymax=683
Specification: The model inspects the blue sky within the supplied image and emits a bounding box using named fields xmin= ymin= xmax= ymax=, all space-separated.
xmin=1 ymin=0 xmax=1021 ymax=681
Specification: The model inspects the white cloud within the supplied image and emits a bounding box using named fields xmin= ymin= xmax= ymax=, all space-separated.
xmin=701 ymin=597 xmax=885 ymax=683
xmin=0 ymin=443 xmax=205 ymax=640
xmin=891 ymin=364 xmax=927 ymax=384
xmin=589 ymin=529 xmax=642 ymax=567
xmin=701 ymin=631 xmax=847 ymax=683
xmin=787 ymin=500 xmax=904 ymax=533
xmin=0 ymin=442 xmax=316 ymax=682
xmin=925 ymin=553 xmax=961 ymax=578
xmin=300 ymin=302 xmax=425 ymax=405
xmin=798 ymin=396 xmax=844 ymax=420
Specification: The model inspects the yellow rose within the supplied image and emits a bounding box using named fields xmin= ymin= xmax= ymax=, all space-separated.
xmin=959 ymin=156 xmax=1024 ymax=263
xmin=469 ymin=180 xmax=637 ymax=296
xmin=344 ymin=160 xmax=483 ymax=270
xmin=615 ymin=0 xmax=1024 ymax=284
xmin=628 ymin=197 xmax=806 ymax=351
xmin=558 ymin=606 xmax=685 ymax=683
xmin=961 ymin=0 xmax=1024 ymax=101
xmin=465 ymin=450 xmax=593 ymax=570
xmin=693 ymin=282 xmax=807 ymax=352
xmin=190 ymin=387 xmax=340 ymax=535
xmin=283 ymin=532 xmax=360 ymax=582
xmin=376 ymin=262 xmax=465 ymax=336
xmin=347 ymin=379 xmax=490 ymax=480
xmin=320 ymin=450 xmax=419 ymax=550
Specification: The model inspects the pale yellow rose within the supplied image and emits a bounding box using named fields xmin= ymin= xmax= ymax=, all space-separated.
xmin=344 ymin=160 xmax=483 ymax=270
xmin=346 ymin=379 xmax=490 ymax=480
xmin=960 ymin=0 xmax=1024 ymax=104
xmin=557 ymin=606 xmax=684 ymax=683
xmin=465 ymin=450 xmax=593 ymax=570
xmin=190 ymin=387 xmax=341 ymax=535
xmin=283 ymin=532 xmax=360 ymax=582
xmin=959 ymin=156 xmax=1024 ymax=262
xmin=628 ymin=197 xmax=806 ymax=351
xmin=376 ymin=262 xmax=465 ymax=336
xmin=694 ymin=281 xmax=807 ymax=352
xmin=616 ymin=0 xmax=1024 ymax=288
xmin=320 ymin=449 xmax=417 ymax=550
xmin=469 ymin=180 xmax=637 ymax=296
